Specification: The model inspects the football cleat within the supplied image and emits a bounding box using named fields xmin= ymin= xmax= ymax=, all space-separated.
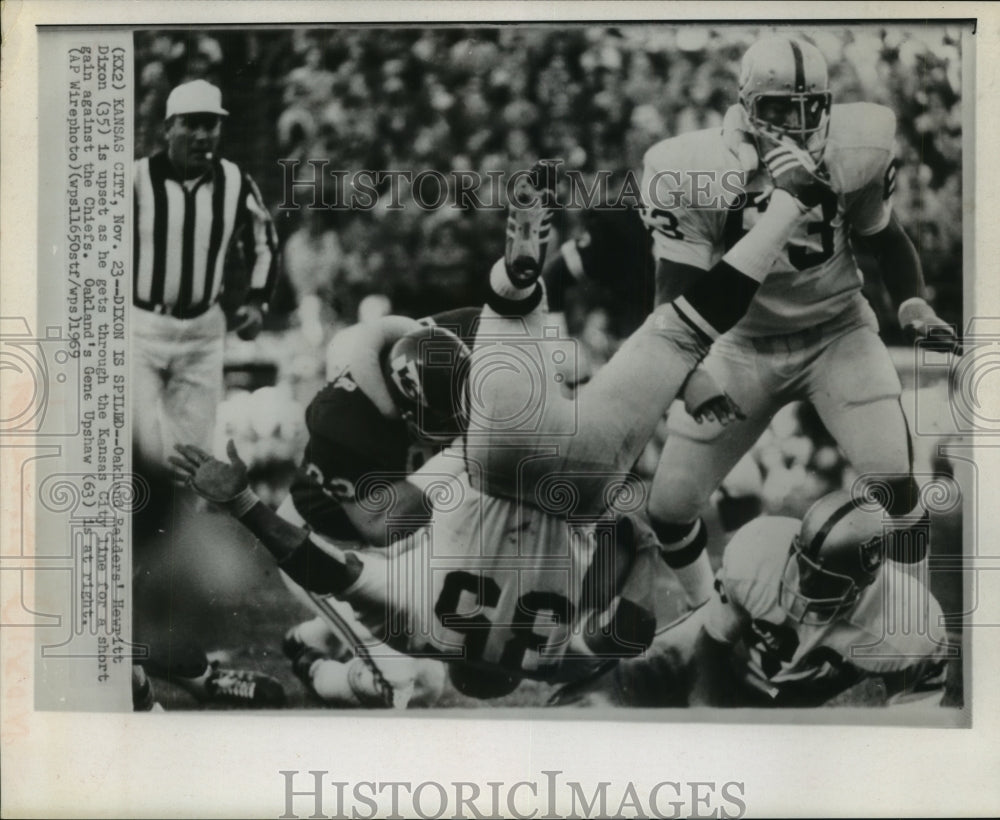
xmin=193 ymin=661 xmax=286 ymax=708
xmin=504 ymin=164 xmax=554 ymax=288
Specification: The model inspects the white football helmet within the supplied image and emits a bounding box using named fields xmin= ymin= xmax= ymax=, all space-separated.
xmin=780 ymin=490 xmax=885 ymax=625
xmin=739 ymin=35 xmax=832 ymax=164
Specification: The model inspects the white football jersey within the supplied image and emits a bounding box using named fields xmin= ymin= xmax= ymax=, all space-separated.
xmin=343 ymin=470 xmax=644 ymax=682
xmin=703 ymin=516 xmax=948 ymax=697
xmin=641 ymin=103 xmax=898 ymax=336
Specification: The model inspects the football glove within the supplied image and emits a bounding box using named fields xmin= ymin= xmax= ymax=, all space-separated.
xmin=760 ymin=135 xmax=830 ymax=211
xmin=898 ymin=297 xmax=961 ymax=354
xmin=681 ymin=367 xmax=747 ymax=426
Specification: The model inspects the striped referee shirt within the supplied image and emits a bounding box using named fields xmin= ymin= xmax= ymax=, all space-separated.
xmin=133 ymin=152 xmax=278 ymax=318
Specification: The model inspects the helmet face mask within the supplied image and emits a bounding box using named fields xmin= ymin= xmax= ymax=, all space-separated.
xmin=746 ymin=91 xmax=832 ymax=162
xmin=780 ymin=536 xmax=866 ymax=625
xmin=738 ymin=35 xmax=832 ymax=164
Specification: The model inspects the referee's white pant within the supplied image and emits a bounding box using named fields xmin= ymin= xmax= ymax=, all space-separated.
xmin=132 ymin=304 xmax=225 ymax=471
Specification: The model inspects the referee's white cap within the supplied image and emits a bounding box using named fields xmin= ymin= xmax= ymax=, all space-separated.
xmin=165 ymin=80 xmax=229 ymax=119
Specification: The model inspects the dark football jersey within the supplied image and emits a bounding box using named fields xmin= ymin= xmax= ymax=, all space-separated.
xmin=288 ymin=307 xmax=482 ymax=543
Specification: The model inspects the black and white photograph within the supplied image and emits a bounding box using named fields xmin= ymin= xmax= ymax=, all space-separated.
xmin=127 ymin=21 xmax=968 ymax=717
xmin=2 ymin=3 xmax=998 ymax=818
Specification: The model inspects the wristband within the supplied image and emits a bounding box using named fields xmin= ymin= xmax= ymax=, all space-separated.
xmin=225 ymin=486 xmax=260 ymax=519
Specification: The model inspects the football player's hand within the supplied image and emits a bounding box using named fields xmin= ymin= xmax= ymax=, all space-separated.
xmin=759 ymin=136 xmax=830 ymax=211
xmin=682 ymin=367 xmax=746 ymax=426
xmin=169 ymin=440 xmax=249 ymax=503
xmin=233 ymin=303 xmax=264 ymax=341
xmin=898 ymin=297 xmax=961 ymax=354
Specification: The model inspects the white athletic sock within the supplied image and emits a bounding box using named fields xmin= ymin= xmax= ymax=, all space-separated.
xmin=489 ymin=257 xmax=535 ymax=301
xmin=309 ymin=657 xmax=365 ymax=706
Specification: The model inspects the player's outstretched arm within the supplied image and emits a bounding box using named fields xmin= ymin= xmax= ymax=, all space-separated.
xmin=170 ymin=441 xmax=362 ymax=594
xmin=854 ymin=213 xmax=959 ymax=353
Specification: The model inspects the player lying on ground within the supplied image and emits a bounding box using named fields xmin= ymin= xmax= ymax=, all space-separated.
xmin=280 ymin=284 xmax=600 ymax=705
xmin=640 ymin=35 xmax=960 ymax=610
xmin=276 ymin=307 xmax=482 ymax=707
xmin=172 ymin=156 xmax=822 ymax=700
xmin=551 ymin=490 xmax=952 ymax=708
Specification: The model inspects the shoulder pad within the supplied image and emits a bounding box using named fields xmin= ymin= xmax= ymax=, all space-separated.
xmin=643 ymin=129 xmax=744 ymax=208
xmin=644 ymin=128 xmax=737 ymax=178
xmin=825 ymin=103 xmax=897 ymax=193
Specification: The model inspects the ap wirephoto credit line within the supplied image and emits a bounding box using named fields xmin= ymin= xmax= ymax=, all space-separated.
xmin=3 ymin=4 xmax=998 ymax=818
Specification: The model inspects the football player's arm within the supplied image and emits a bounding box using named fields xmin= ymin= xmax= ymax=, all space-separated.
xmin=854 ymin=214 xmax=957 ymax=351
xmin=642 ymin=145 xmax=812 ymax=340
xmin=848 ymin=146 xmax=957 ymax=352
xmin=854 ymin=212 xmax=923 ymax=303
xmin=170 ymin=442 xmax=363 ymax=595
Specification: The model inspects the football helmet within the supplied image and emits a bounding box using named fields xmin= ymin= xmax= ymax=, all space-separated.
xmin=381 ymin=325 xmax=472 ymax=441
xmin=739 ymin=35 xmax=832 ymax=164
xmin=780 ymin=490 xmax=885 ymax=625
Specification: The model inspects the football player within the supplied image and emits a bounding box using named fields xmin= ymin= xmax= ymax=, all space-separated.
xmin=276 ymin=307 xmax=481 ymax=708
xmin=553 ymin=490 xmax=952 ymax=708
xmin=641 ymin=35 xmax=960 ymax=609
xmin=172 ymin=157 xmax=821 ymax=696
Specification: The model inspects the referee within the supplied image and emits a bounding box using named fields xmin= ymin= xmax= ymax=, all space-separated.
xmin=132 ymin=79 xmax=284 ymax=708
xmin=133 ymin=79 xmax=278 ymax=470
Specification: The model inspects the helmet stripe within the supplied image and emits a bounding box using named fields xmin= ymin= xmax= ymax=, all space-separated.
xmin=808 ymin=498 xmax=857 ymax=554
xmin=789 ymin=39 xmax=805 ymax=92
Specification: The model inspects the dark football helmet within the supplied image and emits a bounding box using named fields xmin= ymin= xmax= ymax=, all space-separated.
xmin=381 ymin=325 xmax=472 ymax=442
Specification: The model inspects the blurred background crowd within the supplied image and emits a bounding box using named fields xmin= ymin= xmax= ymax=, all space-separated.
xmin=134 ymin=24 xmax=965 ymax=518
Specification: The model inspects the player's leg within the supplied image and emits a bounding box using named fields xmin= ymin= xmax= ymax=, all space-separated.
xmin=646 ymin=339 xmax=776 ymax=607
xmin=299 ymin=654 xmax=446 ymax=708
xmin=806 ymin=324 xmax=926 ymax=563
xmin=464 ymin=168 xmax=571 ymax=493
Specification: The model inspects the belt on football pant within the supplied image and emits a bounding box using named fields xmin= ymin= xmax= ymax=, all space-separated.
xmin=134 ymin=298 xmax=214 ymax=320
